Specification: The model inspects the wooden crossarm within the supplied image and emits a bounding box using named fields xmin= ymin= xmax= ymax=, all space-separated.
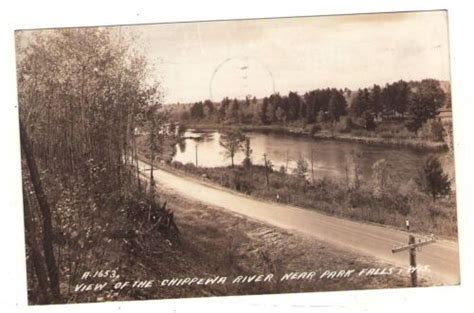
xmin=392 ymin=237 xmax=436 ymax=253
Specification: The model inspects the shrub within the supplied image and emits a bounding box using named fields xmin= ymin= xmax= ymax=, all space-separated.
xmin=309 ymin=124 xmax=321 ymax=136
xmin=293 ymin=158 xmax=309 ymax=179
xmin=347 ymin=189 xmax=371 ymax=208
xmin=418 ymin=156 xmax=451 ymax=201
xmin=241 ymin=137 xmax=253 ymax=168
xmin=184 ymin=162 xmax=196 ymax=171
xmin=364 ymin=113 xmax=376 ymax=131
xmin=335 ymin=116 xmax=354 ymax=133
xmin=371 ymin=159 xmax=393 ymax=197
xmin=428 ymin=206 xmax=446 ymax=219
xmin=171 ymin=161 xmax=184 ymax=168
xmin=381 ymin=194 xmax=411 ymax=216
xmin=232 ymin=171 xmax=255 ymax=194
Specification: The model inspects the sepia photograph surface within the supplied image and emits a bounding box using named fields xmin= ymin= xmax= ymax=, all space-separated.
xmin=15 ymin=10 xmax=459 ymax=305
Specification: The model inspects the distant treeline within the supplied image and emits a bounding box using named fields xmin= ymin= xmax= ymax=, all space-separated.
xmin=180 ymin=79 xmax=449 ymax=134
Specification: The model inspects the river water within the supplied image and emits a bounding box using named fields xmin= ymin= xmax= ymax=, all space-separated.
xmin=172 ymin=129 xmax=439 ymax=183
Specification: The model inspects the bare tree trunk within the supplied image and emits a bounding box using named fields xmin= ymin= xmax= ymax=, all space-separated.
xmin=22 ymin=184 xmax=51 ymax=304
xmin=135 ymin=138 xmax=141 ymax=192
xmin=150 ymin=150 xmax=155 ymax=199
xmin=264 ymin=153 xmax=270 ymax=190
xmin=20 ymin=121 xmax=61 ymax=302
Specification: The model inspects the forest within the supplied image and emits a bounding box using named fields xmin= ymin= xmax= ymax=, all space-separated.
xmin=180 ymin=79 xmax=450 ymax=143
xmin=16 ymin=28 xmax=174 ymax=304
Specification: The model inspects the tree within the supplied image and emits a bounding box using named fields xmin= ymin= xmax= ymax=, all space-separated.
xmin=16 ymin=27 xmax=161 ymax=304
xmin=219 ymin=130 xmax=245 ymax=167
xmin=371 ymin=159 xmax=393 ymax=196
xmin=145 ymin=105 xmax=167 ymax=195
xmin=274 ymin=106 xmax=286 ymax=123
xmin=345 ymin=151 xmax=362 ymax=190
xmin=300 ymin=101 xmax=307 ymax=120
xmin=17 ymin=28 xmax=160 ymax=188
xmin=228 ymin=98 xmax=240 ymax=121
xmin=420 ymin=156 xmax=451 ymax=201
xmin=288 ymin=91 xmax=301 ymax=121
xmin=242 ymin=137 xmax=253 ymax=168
xmin=369 ymin=84 xmax=383 ymax=117
xmin=19 ymin=122 xmax=60 ymax=302
xmin=350 ymin=88 xmax=369 ymax=117
xmin=380 ymin=80 xmax=409 ymax=118
xmin=245 ymin=96 xmax=251 ymax=107
xmin=268 ymin=93 xmax=282 ymax=123
xmin=263 ymin=153 xmax=273 ymax=190
xmin=203 ymin=99 xmax=215 ymax=117
xmin=327 ymin=89 xmax=347 ymax=122
xmin=219 ymin=97 xmax=231 ymax=120
xmin=190 ymin=101 xmax=204 ymax=119
xmin=364 ymin=112 xmax=376 ymax=131
xmin=303 ymin=91 xmax=316 ymax=124
xmin=259 ymin=97 xmax=270 ymax=125
xmin=405 ymin=80 xmax=445 ymax=133
xmin=393 ymin=80 xmax=409 ymax=117
xmin=293 ymin=157 xmax=309 ymax=179
xmin=180 ymin=111 xmax=190 ymax=122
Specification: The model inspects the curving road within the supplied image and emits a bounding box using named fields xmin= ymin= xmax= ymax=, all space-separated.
xmin=137 ymin=159 xmax=460 ymax=285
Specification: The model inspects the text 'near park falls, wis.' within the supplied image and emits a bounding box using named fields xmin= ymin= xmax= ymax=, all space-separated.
xmin=14 ymin=10 xmax=459 ymax=305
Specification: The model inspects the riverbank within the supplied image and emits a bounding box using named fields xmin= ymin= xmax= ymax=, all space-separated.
xmin=185 ymin=123 xmax=448 ymax=152
xmin=158 ymin=159 xmax=457 ymax=239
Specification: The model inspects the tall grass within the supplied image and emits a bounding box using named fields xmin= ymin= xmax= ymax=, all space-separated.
xmin=169 ymin=161 xmax=457 ymax=238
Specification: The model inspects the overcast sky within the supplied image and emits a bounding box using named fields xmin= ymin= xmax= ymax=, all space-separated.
xmin=127 ymin=10 xmax=450 ymax=104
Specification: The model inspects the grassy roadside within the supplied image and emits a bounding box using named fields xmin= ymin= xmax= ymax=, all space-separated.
xmin=56 ymin=173 xmax=422 ymax=304
xmin=88 ymin=183 xmax=418 ymax=302
xmin=160 ymin=160 xmax=457 ymax=239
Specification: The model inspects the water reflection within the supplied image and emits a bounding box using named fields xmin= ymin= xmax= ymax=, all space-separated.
xmin=173 ymin=129 xmax=437 ymax=183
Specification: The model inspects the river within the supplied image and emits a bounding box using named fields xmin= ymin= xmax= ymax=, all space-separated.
xmin=172 ymin=129 xmax=441 ymax=183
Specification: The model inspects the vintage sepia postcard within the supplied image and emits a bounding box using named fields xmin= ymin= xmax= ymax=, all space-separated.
xmin=15 ymin=10 xmax=459 ymax=305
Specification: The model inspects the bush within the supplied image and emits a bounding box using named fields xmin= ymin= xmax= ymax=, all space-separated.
xmin=171 ymin=161 xmax=184 ymax=168
xmin=335 ymin=116 xmax=353 ymax=133
xmin=184 ymin=162 xmax=196 ymax=171
xmin=364 ymin=113 xmax=376 ymax=131
xmin=232 ymin=171 xmax=254 ymax=194
xmin=381 ymin=194 xmax=411 ymax=216
xmin=418 ymin=156 xmax=451 ymax=201
xmin=293 ymin=158 xmax=309 ymax=179
xmin=309 ymin=124 xmax=321 ymax=136
xmin=347 ymin=189 xmax=371 ymax=208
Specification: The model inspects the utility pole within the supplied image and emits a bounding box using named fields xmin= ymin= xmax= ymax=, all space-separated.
xmin=195 ymin=144 xmax=198 ymax=167
xmin=392 ymin=234 xmax=436 ymax=287
xmin=409 ymin=235 xmax=417 ymax=287
xmin=311 ymin=149 xmax=315 ymax=184
xmin=263 ymin=153 xmax=270 ymax=190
